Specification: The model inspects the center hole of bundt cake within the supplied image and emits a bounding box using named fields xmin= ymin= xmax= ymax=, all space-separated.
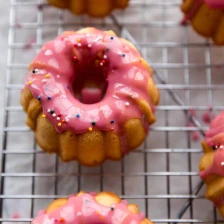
xmin=72 ymin=59 xmax=108 ymax=104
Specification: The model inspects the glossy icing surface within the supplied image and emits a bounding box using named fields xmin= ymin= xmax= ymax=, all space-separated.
xmin=31 ymin=193 xmax=146 ymax=224
xmin=200 ymin=111 xmax=224 ymax=179
xmin=25 ymin=28 xmax=152 ymax=135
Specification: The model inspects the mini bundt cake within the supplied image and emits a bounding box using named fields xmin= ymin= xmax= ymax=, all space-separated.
xmin=21 ymin=27 xmax=159 ymax=166
xmin=31 ymin=191 xmax=153 ymax=224
xmin=200 ymin=111 xmax=224 ymax=217
xmin=181 ymin=0 xmax=224 ymax=45
xmin=47 ymin=0 xmax=129 ymax=17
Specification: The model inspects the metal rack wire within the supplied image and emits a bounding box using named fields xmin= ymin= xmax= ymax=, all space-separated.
xmin=1 ymin=0 xmax=224 ymax=223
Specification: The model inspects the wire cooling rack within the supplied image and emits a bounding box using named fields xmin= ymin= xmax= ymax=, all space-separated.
xmin=1 ymin=0 xmax=224 ymax=223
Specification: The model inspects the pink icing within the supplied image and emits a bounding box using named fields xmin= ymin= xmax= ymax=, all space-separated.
xmin=24 ymin=28 xmax=154 ymax=153
xmin=182 ymin=0 xmax=224 ymax=24
xmin=204 ymin=111 xmax=224 ymax=147
xmin=200 ymin=146 xmax=224 ymax=179
xmin=200 ymin=112 xmax=224 ymax=208
xmin=31 ymin=193 xmax=146 ymax=224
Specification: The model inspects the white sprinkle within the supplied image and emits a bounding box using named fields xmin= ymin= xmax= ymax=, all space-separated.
xmin=94 ymin=37 xmax=101 ymax=42
xmin=221 ymin=162 xmax=224 ymax=166
xmin=118 ymin=51 xmax=122 ymax=55
xmin=45 ymin=49 xmax=53 ymax=56
xmin=125 ymin=102 xmax=130 ymax=106
xmin=33 ymin=69 xmax=39 ymax=74
xmin=52 ymin=113 xmax=56 ymax=117
xmin=77 ymin=43 xmax=82 ymax=47
xmin=220 ymin=145 xmax=224 ymax=149
xmin=86 ymin=34 xmax=90 ymax=37
xmin=42 ymin=79 xmax=46 ymax=83
xmin=48 ymin=58 xmax=59 ymax=69
xmin=65 ymin=118 xmax=69 ymax=122
xmin=57 ymin=117 xmax=60 ymax=121
xmin=77 ymin=212 xmax=82 ymax=217
xmin=47 ymin=109 xmax=51 ymax=112
xmin=57 ymin=75 xmax=60 ymax=78
xmin=103 ymin=55 xmax=107 ymax=59
xmin=88 ymin=44 xmax=92 ymax=48
xmin=100 ymin=62 xmax=103 ymax=66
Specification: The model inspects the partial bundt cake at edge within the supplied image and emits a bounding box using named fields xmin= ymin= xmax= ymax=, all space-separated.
xmin=200 ymin=111 xmax=224 ymax=217
xmin=181 ymin=0 xmax=224 ymax=45
xmin=31 ymin=191 xmax=153 ymax=224
xmin=47 ymin=0 xmax=129 ymax=17
xmin=21 ymin=28 xmax=159 ymax=166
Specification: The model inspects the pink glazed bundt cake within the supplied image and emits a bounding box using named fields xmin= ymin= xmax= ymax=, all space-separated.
xmin=21 ymin=27 xmax=159 ymax=166
xmin=31 ymin=192 xmax=153 ymax=224
xmin=181 ymin=0 xmax=224 ymax=45
xmin=47 ymin=0 xmax=129 ymax=17
xmin=200 ymin=111 xmax=224 ymax=217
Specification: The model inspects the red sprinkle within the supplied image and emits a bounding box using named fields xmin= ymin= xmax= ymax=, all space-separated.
xmin=191 ymin=131 xmax=200 ymax=142
xmin=11 ymin=212 xmax=21 ymax=219
xmin=202 ymin=112 xmax=212 ymax=124
xmin=189 ymin=109 xmax=196 ymax=117
xmin=73 ymin=56 xmax=79 ymax=64
xmin=23 ymin=39 xmax=36 ymax=50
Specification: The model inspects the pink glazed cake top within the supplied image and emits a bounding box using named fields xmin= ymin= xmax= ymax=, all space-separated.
xmin=24 ymin=28 xmax=154 ymax=137
xmin=31 ymin=193 xmax=146 ymax=224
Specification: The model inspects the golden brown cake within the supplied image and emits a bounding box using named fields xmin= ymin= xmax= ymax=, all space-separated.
xmin=31 ymin=191 xmax=153 ymax=224
xmin=21 ymin=27 xmax=159 ymax=166
xmin=200 ymin=111 xmax=224 ymax=217
xmin=47 ymin=0 xmax=129 ymax=17
xmin=181 ymin=0 xmax=224 ymax=45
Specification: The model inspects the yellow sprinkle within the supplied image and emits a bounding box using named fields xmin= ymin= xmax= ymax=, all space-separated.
xmin=77 ymin=38 xmax=81 ymax=43
xmin=28 ymin=81 xmax=32 ymax=85
xmin=42 ymin=114 xmax=46 ymax=118
xmin=58 ymin=123 xmax=62 ymax=127
xmin=88 ymin=127 xmax=93 ymax=131
xmin=45 ymin=74 xmax=50 ymax=78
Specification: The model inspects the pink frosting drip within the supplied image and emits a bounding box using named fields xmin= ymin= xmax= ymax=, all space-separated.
xmin=200 ymin=112 xmax=224 ymax=208
xmin=25 ymin=29 xmax=153 ymax=152
xmin=31 ymin=193 xmax=146 ymax=224
xmin=200 ymin=147 xmax=224 ymax=179
xmin=204 ymin=111 xmax=224 ymax=147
